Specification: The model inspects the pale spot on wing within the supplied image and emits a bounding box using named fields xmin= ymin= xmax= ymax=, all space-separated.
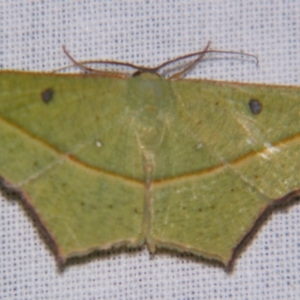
xmin=246 ymin=138 xmax=253 ymax=145
xmin=95 ymin=140 xmax=102 ymax=148
xmin=264 ymin=142 xmax=281 ymax=154
xmin=259 ymin=143 xmax=281 ymax=160
xmin=258 ymin=152 xmax=270 ymax=160
xmin=196 ymin=142 xmax=203 ymax=149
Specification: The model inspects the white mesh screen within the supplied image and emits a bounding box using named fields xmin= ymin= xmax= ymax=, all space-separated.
xmin=1 ymin=1 xmax=300 ymax=299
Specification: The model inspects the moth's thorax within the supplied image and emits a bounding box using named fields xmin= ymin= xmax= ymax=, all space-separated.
xmin=127 ymin=73 xmax=175 ymax=151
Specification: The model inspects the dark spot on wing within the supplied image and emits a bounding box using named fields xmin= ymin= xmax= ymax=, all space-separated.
xmin=41 ymin=88 xmax=54 ymax=104
xmin=249 ymin=98 xmax=262 ymax=114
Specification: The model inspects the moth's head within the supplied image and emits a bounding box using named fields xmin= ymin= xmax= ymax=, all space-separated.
xmin=132 ymin=69 xmax=161 ymax=78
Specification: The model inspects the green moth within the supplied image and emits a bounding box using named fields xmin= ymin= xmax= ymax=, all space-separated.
xmin=0 ymin=44 xmax=299 ymax=268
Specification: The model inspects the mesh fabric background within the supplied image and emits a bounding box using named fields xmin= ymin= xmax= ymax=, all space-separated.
xmin=1 ymin=1 xmax=300 ymax=299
